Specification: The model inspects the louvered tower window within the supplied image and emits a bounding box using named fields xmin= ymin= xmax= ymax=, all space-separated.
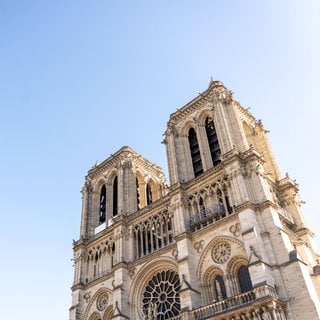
xmin=146 ymin=183 xmax=152 ymax=205
xmin=99 ymin=185 xmax=106 ymax=224
xmin=136 ymin=178 xmax=141 ymax=210
xmin=205 ymin=117 xmax=221 ymax=166
xmin=113 ymin=176 xmax=118 ymax=217
xmin=188 ymin=128 xmax=203 ymax=176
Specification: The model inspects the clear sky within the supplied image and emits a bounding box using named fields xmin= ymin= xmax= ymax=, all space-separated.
xmin=1 ymin=1 xmax=319 ymax=319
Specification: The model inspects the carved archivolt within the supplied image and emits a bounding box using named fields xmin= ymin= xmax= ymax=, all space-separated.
xmin=84 ymin=288 xmax=112 ymax=320
xmin=128 ymin=257 xmax=178 ymax=320
xmin=197 ymin=235 xmax=245 ymax=281
xmin=88 ymin=312 xmax=100 ymax=320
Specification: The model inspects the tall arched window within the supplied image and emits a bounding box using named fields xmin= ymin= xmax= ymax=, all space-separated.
xmin=205 ymin=117 xmax=221 ymax=166
xmin=146 ymin=183 xmax=152 ymax=205
xmin=199 ymin=197 xmax=205 ymax=211
xmin=136 ymin=178 xmax=141 ymax=210
xmin=188 ymin=128 xmax=203 ymax=176
xmin=99 ymin=185 xmax=106 ymax=224
xmin=214 ymin=275 xmax=227 ymax=301
xmin=238 ymin=265 xmax=253 ymax=293
xmin=113 ymin=176 xmax=118 ymax=217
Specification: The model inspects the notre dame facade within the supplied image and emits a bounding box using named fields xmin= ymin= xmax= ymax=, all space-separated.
xmin=69 ymin=80 xmax=320 ymax=320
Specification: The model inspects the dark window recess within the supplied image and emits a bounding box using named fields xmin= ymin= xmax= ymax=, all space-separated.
xmin=113 ymin=176 xmax=118 ymax=217
xmin=214 ymin=275 xmax=227 ymax=301
xmin=111 ymin=242 xmax=115 ymax=267
xmin=238 ymin=266 xmax=253 ymax=293
xmin=205 ymin=117 xmax=221 ymax=165
xmin=146 ymin=183 xmax=152 ymax=205
xmin=99 ymin=185 xmax=106 ymax=224
xmin=136 ymin=178 xmax=141 ymax=210
xmin=199 ymin=197 xmax=205 ymax=212
xmin=188 ymin=128 xmax=203 ymax=176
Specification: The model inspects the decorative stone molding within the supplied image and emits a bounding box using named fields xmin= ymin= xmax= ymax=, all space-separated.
xmin=128 ymin=267 xmax=136 ymax=279
xmin=96 ymin=292 xmax=108 ymax=311
xmin=172 ymin=249 xmax=178 ymax=260
xmin=194 ymin=240 xmax=205 ymax=253
xmin=230 ymin=223 xmax=241 ymax=237
xmin=211 ymin=242 xmax=231 ymax=264
xmin=84 ymin=291 xmax=91 ymax=303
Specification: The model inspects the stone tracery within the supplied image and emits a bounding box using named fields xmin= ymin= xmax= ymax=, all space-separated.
xmin=142 ymin=270 xmax=181 ymax=320
xmin=133 ymin=208 xmax=173 ymax=258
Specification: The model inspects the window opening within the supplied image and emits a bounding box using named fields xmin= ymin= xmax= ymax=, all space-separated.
xmin=217 ymin=189 xmax=226 ymax=218
xmin=113 ymin=176 xmax=118 ymax=217
xmin=99 ymin=185 xmax=106 ymax=224
xmin=146 ymin=183 xmax=153 ymax=205
xmin=238 ymin=265 xmax=253 ymax=293
xmin=111 ymin=242 xmax=115 ymax=267
xmin=188 ymin=128 xmax=203 ymax=176
xmin=214 ymin=275 xmax=227 ymax=301
xmin=205 ymin=117 xmax=221 ymax=166
xmin=142 ymin=270 xmax=181 ymax=319
xmin=136 ymin=178 xmax=141 ymax=210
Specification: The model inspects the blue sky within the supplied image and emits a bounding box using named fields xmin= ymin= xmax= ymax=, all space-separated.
xmin=1 ymin=1 xmax=319 ymax=319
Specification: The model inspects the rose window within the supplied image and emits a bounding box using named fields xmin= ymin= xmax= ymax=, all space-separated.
xmin=212 ymin=242 xmax=231 ymax=264
xmin=142 ymin=270 xmax=181 ymax=319
xmin=96 ymin=292 xmax=108 ymax=311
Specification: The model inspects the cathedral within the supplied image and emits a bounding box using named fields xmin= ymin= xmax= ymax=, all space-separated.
xmin=69 ymin=80 xmax=320 ymax=320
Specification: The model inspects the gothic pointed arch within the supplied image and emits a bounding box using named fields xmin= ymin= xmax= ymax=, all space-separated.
xmin=88 ymin=312 xmax=101 ymax=320
xmin=201 ymin=266 xmax=227 ymax=305
xmin=227 ymin=255 xmax=253 ymax=295
xmin=205 ymin=116 xmax=221 ymax=166
xmin=112 ymin=175 xmax=118 ymax=217
xmin=146 ymin=181 xmax=152 ymax=205
xmin=99 ymin=184 xmax=106 ymax=224
xmin=102 ymin=305 xmax=113 ymax=320
xmin=135 ymin=170 xmax=144 ymax=209
xmin=83 ymin=288 xmax=112 ymax=320
xmin=188 ymin=127 xmax=203 ymax=177
xmin=197 ymin=236 xmax=246 ymax=285
xmin=128 ymin=257 xmax=180 ymax=320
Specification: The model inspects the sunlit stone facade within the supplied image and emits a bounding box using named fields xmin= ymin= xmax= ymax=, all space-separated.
xmin=69 ymin=80 xmax=320 ymax=320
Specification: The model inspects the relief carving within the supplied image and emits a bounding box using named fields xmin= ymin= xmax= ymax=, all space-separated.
xmin=230 ymin=223 xmax=241 ymax=237
xmin=211 ymin=242 xmax=231 ymax=264
xmin=194 ymin=240 xmax=205 ymax=253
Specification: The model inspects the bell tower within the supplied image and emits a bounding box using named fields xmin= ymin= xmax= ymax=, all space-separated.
xmin=70 ymin=81 xmax=320 ymax=320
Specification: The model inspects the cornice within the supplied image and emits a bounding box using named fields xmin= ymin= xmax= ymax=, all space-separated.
xmin=128 ymin=243 xmax=177 ymax=269
xmin=86 ymin=146 xmax=164 ymax=181
xmin=190 ymin=212 xmax=239 ymax=237
xmin=182 ymin=164 xmax=226 ymax=191
xmin=166 ymin=80 xmax=232 ymax=129
xmin=127 ymin=193 xmax=171 ymax=222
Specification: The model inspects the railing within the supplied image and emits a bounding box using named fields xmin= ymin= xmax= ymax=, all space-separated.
xmin=169 ymin=284 xmax=278 ymax=320
xmin=189 ymin=203 xmax=226 ymax=230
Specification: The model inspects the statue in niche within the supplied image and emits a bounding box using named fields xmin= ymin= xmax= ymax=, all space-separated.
xmin=215 ymin=279 xmax=223 ymax=301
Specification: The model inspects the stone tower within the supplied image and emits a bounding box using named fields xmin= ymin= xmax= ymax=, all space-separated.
xmin=69 ymin=80 xmax=320 ymax=320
